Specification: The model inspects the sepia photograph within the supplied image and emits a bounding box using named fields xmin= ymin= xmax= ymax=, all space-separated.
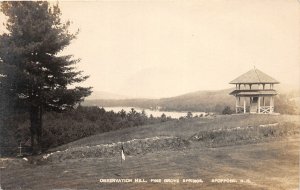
xmin=0 ymin=0 xmax=299 ymax=189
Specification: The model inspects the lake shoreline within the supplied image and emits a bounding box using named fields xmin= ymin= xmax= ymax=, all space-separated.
xmin=101 ymin=106 xmax=208 ymax=119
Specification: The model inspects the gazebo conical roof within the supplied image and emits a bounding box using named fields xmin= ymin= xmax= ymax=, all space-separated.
xmin=230 ymin=68 xmax=279 ymax=84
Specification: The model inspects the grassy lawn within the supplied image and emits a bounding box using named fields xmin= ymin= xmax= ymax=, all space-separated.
xmin=53 ymin=114 xmax=299 ymax=149
xmin=1 ymin=114 xmax=299 ymax=190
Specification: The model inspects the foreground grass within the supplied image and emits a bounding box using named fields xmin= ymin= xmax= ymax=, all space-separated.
xmin=1 ymin=135 xmax=298 ymax=190
xmin=1 ymin=114 xmax=299 ymax=190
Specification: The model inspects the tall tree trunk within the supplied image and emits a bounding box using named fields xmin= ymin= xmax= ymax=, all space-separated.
xmin=30 ymin=105 xmax=42 ymax=154
xmin=37 ymin=106 xmax=43 ymax=149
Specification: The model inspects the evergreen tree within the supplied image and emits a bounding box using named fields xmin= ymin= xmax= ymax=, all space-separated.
xmin=160 ymin=113 xmax=167 ymax=122
xmin=0 ymin=2 xmax=92 ymax=153
xmin=118 ymin=109 xmax=126 ymax=119
xmin=186 ymin=111 xmax=193 ymax=118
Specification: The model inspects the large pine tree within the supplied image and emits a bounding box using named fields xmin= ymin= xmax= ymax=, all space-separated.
xmin=0 ymin=2 xmax=92 ymax=153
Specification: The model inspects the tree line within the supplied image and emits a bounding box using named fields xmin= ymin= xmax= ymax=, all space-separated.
xmin=0 ymin=106 xmax=173 ymax=156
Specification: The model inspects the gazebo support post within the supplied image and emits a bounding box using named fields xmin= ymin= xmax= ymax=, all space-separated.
xmin=258 ymin=96 xmax=260 ymax=113
xmin=270 ymin=96 xmax=273 ymax=113
xmin=235 ymin=96 xmax=238 ymax=113
xmin=243 ymin=98 xmax=246 ymax=114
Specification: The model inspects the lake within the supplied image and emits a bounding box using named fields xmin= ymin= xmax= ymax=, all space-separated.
xmin=102 ymin=106 xmax=206 ymax=119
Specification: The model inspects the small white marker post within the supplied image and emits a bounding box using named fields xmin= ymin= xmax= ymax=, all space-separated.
xmin=18 ymin=142 xmax=23 ymax=157
xmin=120 ymin=145 xmax=126 ymax=176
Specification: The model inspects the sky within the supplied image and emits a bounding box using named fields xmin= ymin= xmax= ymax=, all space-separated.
xmin=1 ymin=0 xmax=300 ymax=98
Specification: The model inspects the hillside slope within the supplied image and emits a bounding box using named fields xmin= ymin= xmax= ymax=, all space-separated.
xmin=159 ymin=88 xmax=233 ymax=112
xmin=1 ymin=115 xmax=299 ymax=190
xmin=83 ymin=88 xmax=234 ymax=112
xmin=83 ymin=87 xmax=300 ymax=113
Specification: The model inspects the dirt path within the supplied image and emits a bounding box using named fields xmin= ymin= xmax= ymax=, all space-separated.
xmin=1 ymin=135 xmax=299 ymax=190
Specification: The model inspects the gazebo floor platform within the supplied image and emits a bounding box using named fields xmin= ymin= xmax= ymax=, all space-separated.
xmin=232 ymin=113 xmax=280 ymax=115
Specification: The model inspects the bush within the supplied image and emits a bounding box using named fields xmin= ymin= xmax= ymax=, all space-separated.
xmin=222 ymin=106 xmax=234 ymax=115
xmin=186 ymin=112 xmax=193 ymax=118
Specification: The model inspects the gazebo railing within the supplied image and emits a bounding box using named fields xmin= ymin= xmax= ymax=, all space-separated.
xmin=259 ymin=106 xmax=274 ymax=114
xmin=236 ymin=106 xmax=274 ymax=114
xmin=236 ymin=106 xmax=246 ymax=113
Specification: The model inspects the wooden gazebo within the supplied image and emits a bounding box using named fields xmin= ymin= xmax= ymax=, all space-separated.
xmin=229 ymin=68 xmax=279 ymax=114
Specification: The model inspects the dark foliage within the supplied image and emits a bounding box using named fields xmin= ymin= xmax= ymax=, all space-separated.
xmin=0 ymin=2 xmax=91 ymax=153
xmin=222 ymin=106 xmax=235 ymax=115
xmin=275 ymin=95 xmax=299 ymax=115
xmin=0 ymin=106 xmax=171 ymax=156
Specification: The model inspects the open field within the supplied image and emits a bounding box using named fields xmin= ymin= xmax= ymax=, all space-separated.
xmin=1 ymin=114 xmax=299 ymax=190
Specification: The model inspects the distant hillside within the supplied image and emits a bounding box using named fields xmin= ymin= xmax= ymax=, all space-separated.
xmin=85 ymin=91 xmax=129 ymax=100
xmin=83 ymin=89 xmax=234 ymax=113
xmin=159 ymin=88 xmax=234 ymax=112
xmin=83 ymin=87 xmax=300 ymax=114
xmin=83 ymin=98 xmax=160 ymax=109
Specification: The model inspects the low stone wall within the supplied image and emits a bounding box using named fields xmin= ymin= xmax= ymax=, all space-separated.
xmin=191 ymin=123 xmax=299 ymax=147
xmin=43 ymin=136 xmax=189 ymax=161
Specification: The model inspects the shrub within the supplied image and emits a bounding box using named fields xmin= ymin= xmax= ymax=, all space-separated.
xmin=222 ymin=106 xmax=234 ymax=115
